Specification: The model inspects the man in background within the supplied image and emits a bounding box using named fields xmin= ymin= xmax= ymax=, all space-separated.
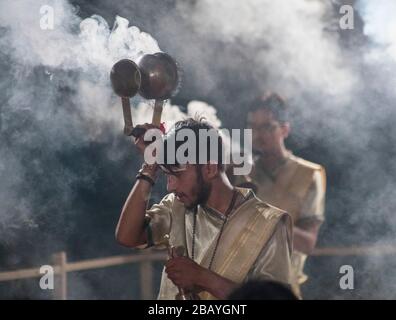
xmin=231 ymin=92 xmax=326 ymax=298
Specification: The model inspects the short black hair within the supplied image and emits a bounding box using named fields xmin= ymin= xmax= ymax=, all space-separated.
xmin=162 ymin=117 xmax=225 ymax=171
xmin=227 ymin=280 xmax=298 ymax=300
xmin=248 ymin=92 xmax=289 ymax=123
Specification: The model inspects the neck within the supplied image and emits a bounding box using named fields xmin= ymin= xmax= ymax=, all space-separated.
xmin=205 ymin=175 xmax=235 ymax=216
xmin=258 ymin=146 xmax=289 ymax=172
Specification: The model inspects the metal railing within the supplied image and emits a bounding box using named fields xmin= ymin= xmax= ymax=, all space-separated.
xmin=0 ymin=250 xmax=167 ymax=299
xmin=1 ymin=244 xmax=396 ymax=299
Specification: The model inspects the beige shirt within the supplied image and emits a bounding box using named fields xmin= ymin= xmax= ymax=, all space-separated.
xmin=142 ymin=188 xmax=293 ymax=300
xmin=234 ymin=153 xmax=326 ymax=286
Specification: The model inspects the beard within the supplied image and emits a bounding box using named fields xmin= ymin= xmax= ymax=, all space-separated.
xmin=185 ymin=166 xmax=212 ymax=210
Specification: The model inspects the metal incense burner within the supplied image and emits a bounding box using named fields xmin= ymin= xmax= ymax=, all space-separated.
xmin=110 ymin=52 xmax=179 ymax=138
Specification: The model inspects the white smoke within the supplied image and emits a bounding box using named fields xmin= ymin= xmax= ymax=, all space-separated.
xmin=357 ymin=0 xmax=396 ymax=62
xmin=0 ymin=1 xmax=162 ymax=143
xmin=132 ymin=100 xmax=222 ymax=130
xmin=170 ymin=0 xmax=396 ymax=299
xmin=176 ymin=0 xmax=357 ymax=101
xmin=0 ymin=0 xmax=222 ymax=244
xmin=356 ymin=0 xmax=396 ymax=101
xmin=0 ymin=1 xmax=160 ymax=69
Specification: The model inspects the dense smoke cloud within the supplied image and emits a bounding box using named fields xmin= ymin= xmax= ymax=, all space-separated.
xmin=174 ymin=0 xmax=396 ymax=234
xmin=0 ymin=0 xmax=220 ymax=244
xmin=177 ymin=0 xmax=356 ymax=98
xmin=357 ymin=0 xmax=396 ymax=62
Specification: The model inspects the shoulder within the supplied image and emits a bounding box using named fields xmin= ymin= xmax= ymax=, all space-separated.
xmin=158 ymin=193 xmax=186 ymax=214
xmin=149 ymin=193 xmax=185 ymax=216
xmin=160 ymin=192 xmax=176 ymax=205
xmin=236 ymin=187 xmax=287 ymax=219
xmin=249 ymin=192 xmax=291 ymax=224
xmin=250 ymin=196 xmax=293 ymax=251
xmin=288 ymin=154 xmax=325 ymax=173
xmin=159 ymin=193 xmax=182 ymax=206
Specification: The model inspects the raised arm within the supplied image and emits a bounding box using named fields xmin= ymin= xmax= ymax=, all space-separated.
xmin=115 ymin=124 xmax=160 ymax=248
xmin=115 ymin=164 xmax=157 ymax=247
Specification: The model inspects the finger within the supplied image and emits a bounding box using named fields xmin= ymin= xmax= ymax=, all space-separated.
xmin=166 ymin=271 xmax=181 ymax=281
xmin=166 ymin=266 xmax=180 ymax=275
xmin=165 ymin=259 xmax=175 ymax=268
xmin=166 ymin=269 xmax=179 ymax=276
xmin=165 ymin=263 xmax=181 ymax=272
xmin=166 ymin=256 xmax=184 ymax=266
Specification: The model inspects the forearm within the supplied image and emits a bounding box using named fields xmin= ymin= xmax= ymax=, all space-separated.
xmin=196 ymin=268 xmax=237 ymax=300
xmin=115 ymin=178 xmax=153 ymax=247
xmin=293 ymin=226 xmax=317 ymax=254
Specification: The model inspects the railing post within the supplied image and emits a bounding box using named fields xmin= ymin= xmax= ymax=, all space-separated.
xmin=52 ymin=251 xmax=67 ymax=300
xmin=140 ymin=259 xmax=154 ymax=300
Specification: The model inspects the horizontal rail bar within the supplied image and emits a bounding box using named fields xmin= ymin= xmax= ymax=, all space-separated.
xmin=312 ymin=245 xmax=396 ymax=257
xmin=66 ymin=251 xmax=167 ymax=272
xmin=0 ymin=268 xmax=42 ymax=282
xmin=2 ymin=245 xmax=396 ymax=282
xmin=0 ymin=251 xmax=167 ymax=282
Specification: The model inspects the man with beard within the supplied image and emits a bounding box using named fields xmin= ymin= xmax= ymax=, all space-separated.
xmin=232 ymin=93 xmax=326 ymax=298
xmin=115 ymin=118 xmax=293 ymax=300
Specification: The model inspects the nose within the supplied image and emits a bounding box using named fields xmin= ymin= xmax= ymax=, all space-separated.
xmin=166 ymin=175 xmax=177 ymax=193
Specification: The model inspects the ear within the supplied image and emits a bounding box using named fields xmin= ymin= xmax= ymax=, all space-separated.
xmin=202 ymin=162 xmax=219 ymax=180
xmin=281 ymin=122 xmax=290 ymax=139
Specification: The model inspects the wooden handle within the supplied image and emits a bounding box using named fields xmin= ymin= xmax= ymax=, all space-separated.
xmin=152 ymin=100 xmax=164 ymax=126
xmin=121 ymin=97 xmax=134 ymax=136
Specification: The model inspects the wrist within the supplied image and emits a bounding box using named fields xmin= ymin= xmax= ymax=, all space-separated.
xmin=136 ymin=172 xmax=155 ymax=186
xmin=139 ymin=163 xmax=158 ymax=180
xmin=195 ymin=267 xmax=236 ymax=299
xmin=195 ymin=266 xmax=211 ymax=290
